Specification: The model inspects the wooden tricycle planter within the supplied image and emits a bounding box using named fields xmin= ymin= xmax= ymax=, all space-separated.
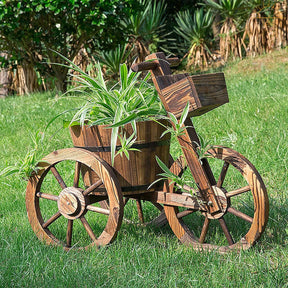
xmin=26 ymin=52 xmax=269 ymax=253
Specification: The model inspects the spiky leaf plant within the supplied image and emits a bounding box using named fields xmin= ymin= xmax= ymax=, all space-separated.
xmin=95 ymin=43 xmax=133 ymax=78
xmin=206 ymin=0 xmax=247 ymax=61
xmin=175 ymin=8 xmax=214 ymax=70
xmin=243 ymin=0 xmax=275 ymax=56
xmin=122 ymin=0 xmax=167 ymax=62
xmin=273 ymin=1 xmax=286 ymax=48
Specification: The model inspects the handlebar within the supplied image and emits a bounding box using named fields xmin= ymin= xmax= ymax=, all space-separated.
xmin=131 ymin=57 xmax=180 ymax=72
xmin=131 ymin=61 xmax=158 ymax=72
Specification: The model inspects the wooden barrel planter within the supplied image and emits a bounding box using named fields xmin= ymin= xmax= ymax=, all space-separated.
xmin=69 ymin=120 xmax=170 ymax=195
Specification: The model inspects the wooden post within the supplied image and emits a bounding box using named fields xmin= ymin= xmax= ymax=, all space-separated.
xmin=145 ymin=53 xmax=221 ymax=214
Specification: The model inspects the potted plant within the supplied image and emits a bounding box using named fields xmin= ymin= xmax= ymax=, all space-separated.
xmin=60 ymin=55 xmax=171 ymax=194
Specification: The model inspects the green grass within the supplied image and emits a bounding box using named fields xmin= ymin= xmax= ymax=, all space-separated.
xmin=1 ymin=52 xmax=288 ymax=287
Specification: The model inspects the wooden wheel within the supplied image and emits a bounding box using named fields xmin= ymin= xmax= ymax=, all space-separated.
xmin=164 ymin=146 xmax=269 ymax=253
xmin=26 ymin=148 xmax=123 ymax=250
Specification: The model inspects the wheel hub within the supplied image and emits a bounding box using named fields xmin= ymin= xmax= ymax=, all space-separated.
xmin=202 ymin=186 xmax=228 ymax=219
xmin=58 ymin=187 xmax=86 ymax=219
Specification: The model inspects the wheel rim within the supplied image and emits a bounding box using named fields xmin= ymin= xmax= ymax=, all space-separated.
xmin=26 ymin=148 xmax=123 ymax=250
xmin=164 ymin=146 xmax=269 ymax=253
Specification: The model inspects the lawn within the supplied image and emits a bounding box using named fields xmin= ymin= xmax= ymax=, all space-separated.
xmin=1 ymin=50 xmax=288 ymax=287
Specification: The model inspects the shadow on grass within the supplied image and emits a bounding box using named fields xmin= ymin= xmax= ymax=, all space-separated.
xmin=116 ymin=197 xmax=288 ymax=253
xmin=256 ymin=197 xmax=288 ymax=250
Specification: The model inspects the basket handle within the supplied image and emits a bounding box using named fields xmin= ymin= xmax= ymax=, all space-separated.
xmin=131 ymin=57 xmax=179 ymax=72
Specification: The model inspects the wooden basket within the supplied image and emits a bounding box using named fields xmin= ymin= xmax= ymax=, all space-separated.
xmin=69 ymin=120 xmax=170 ymax=195
xmin=159 ymin=72 xmax=229 ymax=118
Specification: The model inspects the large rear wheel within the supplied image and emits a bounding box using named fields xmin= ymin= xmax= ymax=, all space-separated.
xmin=164 ymin=146 xmax=269 ymax=253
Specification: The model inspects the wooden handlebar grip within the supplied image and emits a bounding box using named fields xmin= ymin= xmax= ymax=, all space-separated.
xmin=131 ymin=57 xmax=179 ymax=72
xmin=167 ymin=57 xmax=180 ymax=67
xmin=131 ymin=61 xmax=158 ymax=72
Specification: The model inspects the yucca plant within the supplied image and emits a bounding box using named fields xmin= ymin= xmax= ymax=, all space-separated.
xmin=243 ymin=0 xmax=275 ymax=56
xmin=273 ymin=0 xmax=288 ymax=48
xmin=206 ymin=0 xmax=247 ymax=61
xmin=175 ymin=8 xmax=214 ymax=70
xmin=95 ymin=43 xmax=133 ymax=78
xmin=122 ymin=0 xmax=167 ymax=62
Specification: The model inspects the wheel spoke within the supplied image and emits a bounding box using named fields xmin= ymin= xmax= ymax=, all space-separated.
xmin=42 ymin=211 xmax=62 ymax=228
xmin=73 ymin=162 xmax=81 ymax=187
xmin=228 ymin=207 xmax=253 ymax=223
xmin=86 ymin=205 xmax=110 ymax=215
xmin=124 ymin=197 xmax=129 ymax=206
xmin=80 ymin=216 xmax=97 ymax=241
xmin=177 ymin=209 xmax=195 ymax=219
xmin=136 ymin=200 xmax=144 ymax=223
xmin=150 ymin=210 xmax=167 ymax=227
xmin=226 ymin=186 xmax=250 ymax=198
xmin=181 ymin=184 xmax=198 ymax=194
xmin=217 ymin=162 xmax=229 ymax=187
xmin=199 ymin=217 xmax=210 ymax=243
xmin=36 ymin=192 xmax=58 ymax=201
xmin=99 ymin=200 xmax=109 ymax=210
xmin=83 ymin=180 xmax=103 ymax=196
xmin=152 ymin=202 xmax=163 ymax=211
xmin=66 ymin=220 xmax=73 ymax=247
xmin=218 ymin=217 xmax=234 ymax=246
xmin=50 ymin=166 xmax=67 ymax=189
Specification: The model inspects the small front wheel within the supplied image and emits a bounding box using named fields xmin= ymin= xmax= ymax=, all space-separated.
xmin=164 ymin=146 xmax=269 ymax=252
xmin=26 ymin=148 xmax=123 ymax=250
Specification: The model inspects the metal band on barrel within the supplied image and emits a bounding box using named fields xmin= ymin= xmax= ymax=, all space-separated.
xmin=74 ymin=139 xmax=170 ymax=152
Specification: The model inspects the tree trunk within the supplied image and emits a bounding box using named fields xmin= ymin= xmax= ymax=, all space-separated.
xmin=0 ymin=68 xmax=11 ymax=98
xmin=71 ymin=47 xmax=90 ymax=85
xmin=0 ymin=53 xmax=12 ymax=98
xmin=11 ymin=63 xmax=41 ymax=95
xmin=274 ymin=2 xmax=284 ymax=49
xmin=209 ymin=0 xmax=221 ymax=50
xmin=212 ymin=14 xmax=221 ymax=49
xmin=50 ymin=65 xmax=69 ymax=93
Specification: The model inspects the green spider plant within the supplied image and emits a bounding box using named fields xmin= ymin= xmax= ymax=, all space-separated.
xmin=0 ymin=131 xmax=47 ymax=180
xmin=57 ymin=52 xmax=166 ymax=165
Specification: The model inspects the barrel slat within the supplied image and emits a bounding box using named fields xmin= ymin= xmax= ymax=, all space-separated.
xmin=69 ymin=121 xmax=170 ymax=195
